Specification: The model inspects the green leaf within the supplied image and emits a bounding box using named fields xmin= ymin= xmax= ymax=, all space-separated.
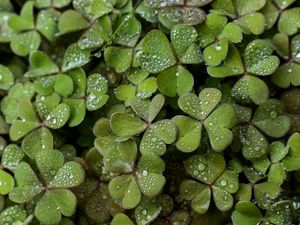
xmin=138 ymin=173 xmax=166 ymax=197
xmin=35 ymin=93 xmax=61 ymax=119
xmin=207 ymin=44 xmax=244 ymax=78
xmin=214 ymin=170 xmax=239 ymax=194
xmin=8 ymin=1 xmax=34 ymax=32
xmin=184 ymin=153 xmax=226 ymax=184
xmin=9 ymin=120 xmax=40 ymax=141
xmin=69 ymin=68 xmax=86 ymax=98
xmin=273 ymin=33 xmax=289 ymax=58
xmin=260 ymin=1 xmax=279 ymax=30
xmin=112 ymin=213 xmax=134 ymax=225
xmin=0 ymin=170 xmax=14 ymax=195
xmin=278 ymin=8 xmax=300 ymax=36
xmin=104 ymin=46 xmax=133 ymax=73
xmin=62 ymin=43 xmax=91 ymax=72
xmin=138 ymin=30 xmax=176 ymax=73
xmin=1 ymin=144 xmax=24 ymax=171
xmin=254 ymin=182 xmax=281 ymax=209
xmin=135 ymin=200 xmax=162 ymax=225
xmin=0 ymin=65 xmax=14 ymax=90
xmin=235 ymin=0 xmax=266 ymax=15
xmin=136 ymin=77 xmax=157 ymax=99
xmin=245 ymin=39 xmax=280 ymax=76
xmin=287 ymin=132 xmax=300 ymax=157
xmin=204 ymin=103 xmax=236 ymax=151
xmin=204 ymin=39 xmax=229 ymax=66
xmin=172 ymin=116 xmax=202 ymax=152
xmin=10 ymin=31 xmax=41 ymax=56
xmin=58 ymin=10 xmax=89 ymax=35
xmin=158 ymin=7 xmax=206 ymax=29
xmin=109 ymin=175 xmax=141 ymax=209
xmin=36 ymin=149 xmax=64 ymax=183
xmin=170 ymin=24 xmax=202 ymax=63
xmin=140 ymin=120 xmax=177 ymax=155
xmin=36 ymin=9 xmax=59 ymax=42
xmin=212 ymin=186 xmax=234 ymax=211
xmin=179 ymin=88 xmax=221 ymax=120
xmin=90 ymin=0 xmax=113 ymax=19
xmin=115 ymin=84 xmax=136 ymax=106
xmin=237 ymin=13 xmax=265 ymax=35
xmin=110 ymin=113 xmax=147 ymax=137
xmin=130 ymin=94 xmax=165 ymax=123
xmin=265 ymin=201 xmax=293 ymax=225
xmin=25 ymin=51 xmax=59 ymax=78
xmin=44 ymin=103 xmax=71 ymax=129
xmin=49 ymin=161 xmax=85 ymax=188
xmin=271 ymin=63 xmax=300 ymax=88
xmin=268 ymin=163 xmax=286 ymax=184
xmin=180 ymin=180 xmax=210 ymax=214
xmin=48 ymin=189 xmax=77 ymax=216
xmin=252 ymin=99 xmax=291 ymax=138
xmin=9 ymin=162 xmax=43 ymax=203
xmin=54 ymin=75 xmax=74 ymax=97
xmin=35 ymin=193 xmax=62 ymax=225
xmin=0 ymin=206 xmax=27 ymax=225
xmin=231 ymin=201 xmax=262 ymax=225
xmin=157 ymin=66 xmax=194 ymax=97
xmin=219 ymin=22 xmax=243 ymax=43
xmin=63 ymin=98 xmax=86 ymax=127
xmin=232 ymin=75 xmax=269 ymax=105
xmin=113 ymin=14 xmax=141 ymax=47
xmin=269 ymin=141 xmax=288 ymax=163
xmin=242 ymin=126 xmax=268 ymax=160
xmin=291 ymin=34 xmax=300 ymax=63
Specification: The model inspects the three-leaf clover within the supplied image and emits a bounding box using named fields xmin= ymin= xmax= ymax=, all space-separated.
xmin=9 ymin=149 xmax=85 ymax=225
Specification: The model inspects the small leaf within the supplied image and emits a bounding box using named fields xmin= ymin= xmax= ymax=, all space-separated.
xmin=271 ymin=63 xmax=300 ymax=88
xmin=212 ymin=186 xmax=234 ymax=211
xmin=138 ymin=173 xmax=166 ymax=197
xmin=172 ymin=116 xmax=202 ymax=152
xmin=44 ymin=103 xmax=71 ymax=129
xmin=0 ymin=65 xmax=14 ymax=90
xmin=184 ymin=153 xmax=226 ymax=184
xmin=158 ymin=7 xmax=206 ymax=29
xmin=104 ymin=46 xmax=133 ymax=73
xmin=53 ymin=75 xmax=73 ymax=97
xmin=48 ymin=189 xmax=77 ymax=216
xmin=231 ymin=75 xmax=269 ymax=105
xmin=112 ymin=213 xmax=134 ymax=225
xmin=178 ymin=88 xmax=221 ymax=120
xmin=58 ymin=9 xmax=89 ymax=35
xmin=278 ymin=8 xmax=300 ymax=36
xmin=237 ymin=13 xmax=265 ymax=35
xmin=157 ymin=66 xmax=194 ymax=97
xmin=245 ymin=39 xmax=280 ymax=76
xmin=36 ymin=149 xmax=64 ymax=183
xmin=219 ymin=22 xmax=243 ymax=43
xmin=231 ymin=201 xmax=262 ymax=225
xmin=62 ymin=43 xmax=91 ymax=72
xmin=130 ymin=94 xmax=165 ymax=123
xmin=252 ymin=99 xmax=291 ymax=138
xmin=110 ymin=113 xmax=147 ymax=137
xmin=242 ymin=126 xmax=268 ymax=160
xmin=63 ymin=98 xmax=86 ymax=127
xmin=204 ymin=39 xmax=229 ymax=66
xmin=36 ymin=9 xmax=59 ymax=42
xmin=254 ymin=182 xmax=281 ymax=209
xmin=9 ymin=120 xmax=40 ymax=141
xmin=49 ymin=161 xmax=85 ymax=188
xmin=135 ymin=200 xmax=162 ymax=225
xmin=138 ymin=30 xmax=176 ymax=73
xmin=0 ymin=206 xmax=27 ymax=225
xmin=35 ymin=193 xmax=62 ymax=225
xmin=25 ymin=51 xmax=59 ymax=78
xmin=207 ymin=44 xmax=244 ymax=78
xmin=269 ymin=141 xmax=288 ymax=163
xmin=115 ymin=84 xmax=136 ymax=106
xmin=204 ymin=103 xmax=236 ymax=151
xmin=0 ymin=170 xmax=14 ymax=195
xmin=1 ymin=144 xmax=24 ymax=171
xmin=10 ymin=31 xmax=41 ymax=56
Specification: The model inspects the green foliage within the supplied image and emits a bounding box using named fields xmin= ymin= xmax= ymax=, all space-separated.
xmin=0 ymin=0 xmax=299 ymax=224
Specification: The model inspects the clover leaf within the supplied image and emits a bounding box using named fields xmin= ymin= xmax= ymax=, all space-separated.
xmin=177 ymin=88 xmax=236 ymax=152
xmin=182 ymin=153 xmax=239 ymax=213
xmin=9 ymin=149 xmax=84 ymax=225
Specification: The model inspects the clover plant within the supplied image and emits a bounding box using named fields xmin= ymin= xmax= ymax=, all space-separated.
xmin=0 ymin=0 xmax=300 ymax=225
